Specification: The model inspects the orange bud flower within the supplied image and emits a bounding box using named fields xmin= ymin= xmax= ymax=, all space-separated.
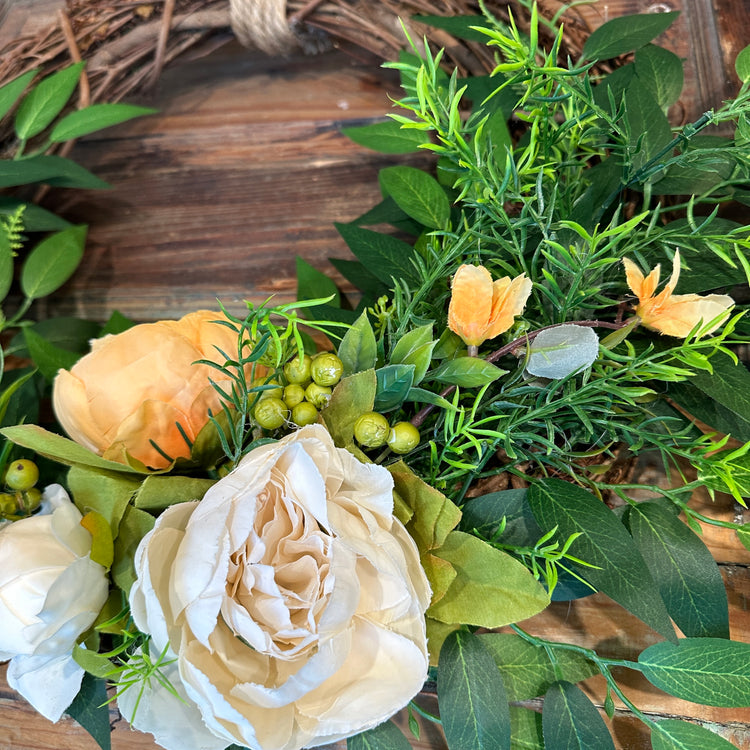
xmin=623 ymin=251 xmax=734 ymax=338
xmin=448 ymin=264 xmax=532 ymax=347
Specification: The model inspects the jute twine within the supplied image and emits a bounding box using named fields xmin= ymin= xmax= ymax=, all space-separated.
xmin=229 ymin=0 xmax=298 ymax=55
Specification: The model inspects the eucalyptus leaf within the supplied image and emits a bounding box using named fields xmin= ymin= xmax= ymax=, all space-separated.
xmin=582 ymin=12 xmax=680 ymax=60
xmin=651 ymin=718 xmax=741 ymax=749
xmin=374 ymin=364 xmax=415 ymax=412
xmin=0 ymin=155 xmax=109 ymax=189
xmin=526 ymin=325 xmax=599 ymax=379
xmin=65 ymin=673 xmax=111 ymax=750
xmin=50 ymin=102 xmax=156 ymax=142
xmin=21 ymin=224 xmax=87 ymax=300
xmin=347 ymin=720 xmax=413 ymax=750
xmin=341 ymin=120 xmax=430 ymax=154
xmin=379 ymin=165 xmax=451 ymax=229
xmin=430 ymin=357 xmax=506 ymax=388
xmin=0 ymin=69 xmax=38 ymax=122
xmin=542 ymin=681 xmax=615 ymax=750
xmin=337 ymin=311 xmax=377 ymax=376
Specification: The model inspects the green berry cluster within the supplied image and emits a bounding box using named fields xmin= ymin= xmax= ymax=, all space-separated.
xmin=0 ymin=459 xmax=42 ymax=519
xmin=353 ymin=412 xmax=421 ymax=455
xmin=251 ymin=353 xmax=344 ymax=431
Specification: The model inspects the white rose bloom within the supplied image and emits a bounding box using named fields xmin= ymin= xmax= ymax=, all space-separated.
xmin=0 ymin=484 xmax=109 ymax=721
xmin=128 ymin=424 xmax=431 ymax=750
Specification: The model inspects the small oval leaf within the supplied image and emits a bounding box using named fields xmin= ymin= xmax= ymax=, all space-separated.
xmin=526 ymin=325 xmax=599 ymax=379
xmin=21 ymin=224 xmax=87 ymax=300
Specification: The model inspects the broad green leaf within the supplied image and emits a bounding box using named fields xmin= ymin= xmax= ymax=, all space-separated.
xmin=639 ymin=638 xmax=750 ymax=706
xmin=542 ymin=681 xmax=615 ymax=750
xmin=350 ymin=196 xmax=423 ymax=235
xmin=329 ymin=257 xmax=388 ymax=299
xmin=652 ymin=150 xmax=737 ymax=195
xmin=15 ymin=62 xmax=85 ymax=140
xmin=65 ymin=673 xmax=111 ymax=750
xmin=374 ymin=364 xmax=415 ymax=412
xmin=347 ymin=720 xmax=412 ymax=750
xmin=430 ymin=357 xmax=506 ymax=388
xmin=479 ymin=633 xmax=597 ymax=701
xmin=428 ymin=530 xmax=550 ymax=628
xmin=321 ymin=369 xmax=377 ymax=450
xmin=134 ymin=475 xmax=215 ymax=511
xmin=625 ymin=502 xmax=729 ymax=638
xmin=23 ymin=327 xmax=80 ymax=381
xmin=526 ymin=325 xmax=599 ymax=379
xmin=582 ymin=12 xmax=680 ymax=60
xmin=335 ymin=222 xmax=420 ymax=287
xmin=634 ymin=45 xmax=684 ymax=109
xmin=528 ymin=478 xmax=675 ymax=641
xmin=510 ymin=706 xmax=544 ymax=750
xmin=625 ymin=85 xmax=673 ymax=174
xmin=438 ymin=630 xmax=511 ymax=750
xmin=21 ymin=224 xmax=87 ymax=300
xmin=341 ymin=120 xmax=429 ymax=153
xmin=0 ymin=69 xmax=38 ymax=121
xmin=570 ymin=157 xmax=625 ymax=229
xmin=379 ymin=165 xmax=451 ymax=229
xmin=50 ymin=102 xmax=156 ymax=142
xmin=111 ymin=505 xmax=155 ymax=594
xmin=337 ymin=311 xmax=377 ymax=376
xmin=736 ymin=44 xmax=750 ymax=83
xmin=0 ymin=197 xmax=71 ymax=231
xmin=459 ymin=74 xmax=517 ymax=120
xmin=652 ymin=718 xmax=740 ymax=749
xmin=0 ymin=155 xmax=110 ymax=189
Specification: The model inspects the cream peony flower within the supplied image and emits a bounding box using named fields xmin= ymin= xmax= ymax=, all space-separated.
xmin=127 ymin=424 xmax=431 ymax=750
xmin=0 ymin=485 xmax=109 ymax=721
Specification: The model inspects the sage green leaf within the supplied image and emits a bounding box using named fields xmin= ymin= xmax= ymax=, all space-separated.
xmin=23 ymin=327 xmax=80 ymax=381
xmin=479 ymin=633 xmax=597 ymax=701
xmin=335 ymin=222 xmax=420 ymax=287
xmin=134 ymin=475 xmax=216 ymax=512
xmin=0 ymin=155 xmax=109 ymax=189
xmin=510 ymin=706 xmax=544 ymax=749
xmin=430 ymin=357 xmax=506 ymax=388
xmin=625 ymin=502 xmax=729 ymax=638
xmin=347 ymin=720 xmax=412 ymax=750
xmin=625 ymin=85 xmax=673 ymax=174
xmin=0 ymin=69 xmax=38 ymax=121
xmin=379 ymin=166 xmax=451 ymax=229
xmin=65 ymin=673 xmax=111 ymax=750
xmin=438 ymin=630 xmax=511 ymax=750
xmin=542 ymin=681 xmax=615 ymax=750
xmin=321 ymin=369 xmax=377 ymax=449
xmin=428 ymin=530 xmax=550 ymax=628
xmin=337 ymin=311 xmax=377 ymax=376
xmin=15 ymin=62 xmax=85 ymax=140
xmin=634 ymin=45 xmax=684 ymax=110
xmin=341 ymin=120 xmax=429 ymax=154
xmin=0 ymin=197 xmax=71 ymax=231
xmin=374 ymin=364 xmax=415 ymax=411
xmin=528 ymin=478 xmax=675 ymax=641
xmin=639 ymin=638 xmax=750 ymax=706
xmin=735 ymin=44 xmax=750 ymax=83
xmin=21 ymin=224 xmax=87 ymax=300
xmin=526 ymin=325 xmax=599 ymax=379
xmin=651 ymin=718 xmax=740 ymax=750
xmin=0 ymin=424 xmax=144 ymax=474
xmin=582 ymin=12 xmax=680 ymax=60
xmin=50 ymin=103 xmax=156 ymax=142
xmin=112 ymin=505 xmax=155 ymax=594
xmin=392 ymin=324 xmax=436 ymax=385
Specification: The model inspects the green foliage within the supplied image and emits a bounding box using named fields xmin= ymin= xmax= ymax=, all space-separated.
xmin=542 ymin=681 xmax=615 ymax=750
xmin=66 ymin=673 xmax=112 ymax=750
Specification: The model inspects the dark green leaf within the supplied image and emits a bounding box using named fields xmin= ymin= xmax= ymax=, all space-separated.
xmin=625 ymin=502 xmax=729 ymax=638
xmin=736 ymin=44 xmax=750 ymax=83
xmin=510 ymin=706 xmax=544 ymax=750
xmin=0 ymin=197 xmax=71 ymax=231
xmin=639 ymin=638 xmax=750 ymax=707
xmin=582 ymin=12 xmax=680 ymax=60
xmin=430 ymin=357 xmax=506 ymax=388
xmin=0 ymin=154 xmax=109 ymax=189
xmin=338 ymin=311 xmax=377 ymax=376
xmin=341 ymin=120 xmax=429 ymax=153
xmin=460 ymin=489 xmax=542 ymax=546
xmin=0 ymin=369 xmax=38 ymax=426
xmin=374 ymin=364 xmax=415 ymax=411
xmin=542 ymin=681 xmax=615 ymax=750
xmin=592 ymin=64 xmax=636 ymax=114
xmin=528 ymin=478 xmax=675 ymax=641
xmin=625 ymin=85 xmax=673 ymax=174
xmin=634 ymin=45 xmax=684 ymax=109
xmin=15 ymin=62 xmax=85 ymax=140
xmin=347 ymin=720 xmax=413 ymax=750
xmin=413 ymin=14 xmax=490 ymax=42
xmin=438 ymin=630 xmax=511 ymax=750
xmin=651 ymin=718 xmax=741 ymax=750
xmin=21 ymin=224 xmax=87 ymax=300
xmin=296 ymin=256 xmax=339 ymax=305
xmin=23 ymin=327 xmax=80 ymax=381
xmin=0 ymin=69 xmax=38 ymax=122
xmin=459 ymin=75 xmax=517 ymax=119
xmin=379 ymin=165 xmax=451 ymax=229
xmin=0 ymin=229 xmax=13 ymax=303
xmin=335 ymin=223 xmax=420 ymax=287
xmin=350 ymin=196 xmax=423 ymax=235
xmin=50 ymin=103 xmax=156 ymax=142
xmin=329 ymin=257 xmax=389 ymax=299
xmin=570 ymin=158 xmax=625 ymax=229
xmin=12 ymin=317 xmax=99 ymax=358
xmin=482 ymin=109 xmax=512 ymax=172
xmin=99 ymin=310 xmax=135 ymax=336
xmin=65 ymin=673 xmax=111 ymax=750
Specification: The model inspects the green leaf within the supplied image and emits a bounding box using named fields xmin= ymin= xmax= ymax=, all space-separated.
xmin=21 ymin=224 xmax=87 ymax=300
xmin=335 ymin=223 xmax=420 ymax=287
xmin=337 ymin=311 xmax=377 ymax=376
xmin=510 ymin=706 xmax=544 ymax=749
xmin=72 ymin=645 xmax=114 ymax=680
xmin=134 ymin=475 xmax=215 ymax=512
xmin=625 ymin=502 xmax=729 ymax=638
xmin=23 ymin=327 xmax=80 ymax=381
xmin=112 ymin=505 xmax=155 ymax=595
xmin=479 ymin=633 xmax=597 ymax=701
xmin=526 ymin=325 xmax=599 ymax=379
xmin=735 ymin=44 xmax=750 ymax=83
xmin=296 ymin=256 xmax=340 ymax=306
xmin=49 ymin=103 xmax=156 ymax=142
xmin=428 ymin=530 xmax=550 ymax=628
xmin=460 ymin=489 xmax=542 ymax=546
xmin=0 ymin=370 xmax=37 ymax=426
xmin=391 ymin=325 xmax=436 ymax=385
xmin=651 ymin=718 xmax=741 ymax=749
xmin=0 ymin=229 xmax=13 ymax=303
xmin=582 ymin=12 xmax=680 ymax=60
xmin=374 ymin=364 xmax=415 ymax=411
xmin=12 ymin=316 xmax=99 ymax=358
xmin=413 ymin=14 xmax=490 ymax=42
xmin=0 ymin=197 xmax=71 ymax=231
xmin=625 ymin=85 xmax=673 ymax=174
xmin=0 ymin=69 xmax=38 ymax=122
xmin=99 ymin=309 xmax=135 ymax=336
xmin=0 ymin=155 xmax=109 ymax=189
xmin=65 ymin=673 xmax=111 ymax=750
xmin=639 ymin=638 xmax=750 ymax=707
xmin=329 ymin=257 xmax=388 ymax=299
xmin=528 ymin=478 xmax=675 ymax=641
xmin=542 ymin=681 xmax=615 ymax=750
xmin=341 ymin=120 xmax=430 ymax=153
xmin=404 ymin=386 xmax=458 ymax=411
xmin=379 ymin=166 xmax=451 ymax=229
xmin=15 ymin=62 xmax=85 ymax=140
xmin=438 ymin=630 xmax=511 ymax=750
xmin=634 ymin=45 xmax=684 ymax=109
xmin=347 ymin=720 xmax=413 ymax=750
xmin=321 ymin=369 xmax=377 ymax=450
xmin=430 ymin=357 xmax=507 ymax=388
xmin=736 ymin=523 xmax=750 ymax=552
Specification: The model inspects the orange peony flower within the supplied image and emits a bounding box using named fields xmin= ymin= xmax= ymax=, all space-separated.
xmin=448 ymin=264 xmax=532 ymax=348
xmin=53 ymin=311 xmax=256 ymax=469
xmin=623 ymin=251 xmax=734 ymax=338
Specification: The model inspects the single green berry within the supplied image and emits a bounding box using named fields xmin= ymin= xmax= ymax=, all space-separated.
xmin=292 ymin=402 xmax=319 ymax=427
xmin=387 ymin=422 xmax=421 ymax=454
xmin=20 ymin=487 xmax=43 ymax=513
xmin=283 ymin=384 xmax=306 ymax=409
xmin=4 ymin=459 xmax=39 ymax=491
xmin=0 ymin=492 xmax=18 ymax=516
xmin=310 ymin=353 xmax=344 ymax=387
xmin=305 ymin=382 xmax=332 ymax=409
xmin=353 ymin=412 xmax=390 ymax=448
xmin=253 ymin=397 xmax=289 ymax=430
xmin=250 ymin=378 xmax=283 ymax=401
xmin=284 ymin=355 xmax=313 ymax=385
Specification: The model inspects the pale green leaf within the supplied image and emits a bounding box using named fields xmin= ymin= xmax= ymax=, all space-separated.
xmin=111 ymin=506 xmax=156 ymax=595
xmin=735 ymin=44 xmax=750 ymax=83
xmin=510 ymin=706 xmax=544 ymax=750
xmin=526 ymin=325 xmax=599 ymax=379
xmin=321 ymin=369 xmax=377 ymax=450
